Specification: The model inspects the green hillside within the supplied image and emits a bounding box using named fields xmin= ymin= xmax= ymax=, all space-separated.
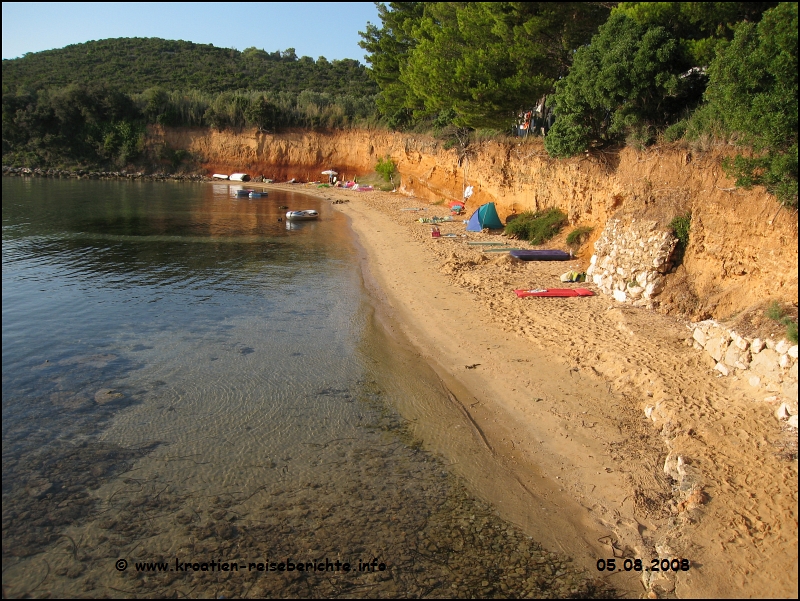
xmin=2 ymin=37 xmax=376 ymax=96
xmin=2 ymin=38 xmax=379 ymax=170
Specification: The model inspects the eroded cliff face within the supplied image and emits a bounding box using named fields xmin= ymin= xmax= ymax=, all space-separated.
xmin=154 ymin=125 xmax=798 ymax=320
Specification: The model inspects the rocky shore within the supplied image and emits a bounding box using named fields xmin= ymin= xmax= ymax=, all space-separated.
xmin=2 ymin=166 xmax=208 ymax=181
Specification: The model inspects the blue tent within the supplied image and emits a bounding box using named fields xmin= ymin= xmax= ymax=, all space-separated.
xmin=466 ymin=202 xmax=503 ymax=231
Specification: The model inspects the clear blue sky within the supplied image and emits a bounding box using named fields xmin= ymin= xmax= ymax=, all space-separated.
xmin=1 ymin=2 xmax=381 ymax=62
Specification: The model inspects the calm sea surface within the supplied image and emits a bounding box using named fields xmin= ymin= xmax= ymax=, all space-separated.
xmin=2 ymin=177 xmax=596 ymax=598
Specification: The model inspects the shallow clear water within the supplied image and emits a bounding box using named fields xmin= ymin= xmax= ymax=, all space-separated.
xmin=2 ymin=177 xmax=600 ymax=598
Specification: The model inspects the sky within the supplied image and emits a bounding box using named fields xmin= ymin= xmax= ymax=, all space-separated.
xmin=1 ymin=2 xmax=381 ymax=62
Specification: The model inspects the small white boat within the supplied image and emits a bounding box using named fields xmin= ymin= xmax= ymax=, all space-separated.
xmin=212 ymin=174 xmax=229 ymax=180
xmin=285 ymin=210 xmax=319 ymax=221
xmin=229 ymin=173 xmax=251 ymax=182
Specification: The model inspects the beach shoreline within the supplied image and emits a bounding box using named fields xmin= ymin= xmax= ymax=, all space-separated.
xmin=273 ymin=182 xmax=797 ymax=599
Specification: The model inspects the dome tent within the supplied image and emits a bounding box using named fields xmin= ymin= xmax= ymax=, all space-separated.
xmin=466 ymin=202 xmax=503 ymax=231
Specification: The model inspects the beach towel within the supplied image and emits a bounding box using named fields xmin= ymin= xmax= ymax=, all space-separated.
xmin=515 ymin=288 xmax=594 ymax=298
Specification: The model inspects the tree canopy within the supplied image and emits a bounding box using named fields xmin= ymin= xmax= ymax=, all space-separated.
xmin=2 ymin=37 xmax=376 ymax=97
xmin=3 ymin=6 xmax=797 ymax=205
xmin=360 ymin=2 xmax=610 ymax=129
xmin=697 ymin=1 xmax=798 ymax=205
xmin=544 ymin=12 xmax=689 ymax=156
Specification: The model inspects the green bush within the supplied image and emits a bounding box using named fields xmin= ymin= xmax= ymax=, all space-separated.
xmin=669 ymin=213 xmax=691 ymax=248
xmin=765 ymin=300 xmax=784 ymax=321
xmin=375 ymin=156 xmax=397 ymax=182
xmin=669 ymin=212 xmax=691 ymax=265
xmin=544 ymin=115 xmax=593 ymax=158
xmin=788 ymin=321 xmax=799 ymax=345
xmin=566 ymin=226 xmax=594 ymax=247
xmin=505 ymin=208 xmax=567 ymax=245
xmin=765 ymin=300 xmax=799 ymax=344
xmin=663 ymin=119 xmax=688 ymax=143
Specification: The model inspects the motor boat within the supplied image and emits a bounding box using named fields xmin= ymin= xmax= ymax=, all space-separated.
xmin=285 ymin=210 xmax=319 ymax=221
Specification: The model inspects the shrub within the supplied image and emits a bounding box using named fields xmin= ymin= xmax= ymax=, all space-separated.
xmin=663 ymin=119 xmax=688 ymax=143
xmin=504 ymin=208 xmax=567 ymax=245
xmin=669 ymin=212 xmax=691 ymax=265
xmin=765 ymin=301 xmax=799 ymax=344
xmin=566 ymin=226 xmax=594 ymax=247
xmin=375 ymin=156 xmax=397 ymax=182
xmin=788 ymin=321 xmax=799 ymax=345
xmin=765 ymin=300 xmax=784 ymax=321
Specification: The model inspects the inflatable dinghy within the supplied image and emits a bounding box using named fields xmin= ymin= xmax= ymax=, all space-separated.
xmin=286 ymin=210 xmax=319 ymax=221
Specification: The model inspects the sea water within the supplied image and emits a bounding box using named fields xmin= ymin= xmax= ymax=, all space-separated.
xmin=2 ymin=177 xmax=599 ymax=598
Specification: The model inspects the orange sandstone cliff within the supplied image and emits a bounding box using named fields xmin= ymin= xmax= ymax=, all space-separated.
xmin=152 ymin=126 xmax=798 ymax=321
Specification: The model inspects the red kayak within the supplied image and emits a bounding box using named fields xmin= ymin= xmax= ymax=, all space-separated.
xmin=515 ymin=288 xmax=595 ymax=298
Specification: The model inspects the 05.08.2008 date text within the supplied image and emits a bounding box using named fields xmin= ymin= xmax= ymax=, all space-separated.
xmin=596 ymin=558 xmax=691 ymax=572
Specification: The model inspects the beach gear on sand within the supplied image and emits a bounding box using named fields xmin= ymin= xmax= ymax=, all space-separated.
xmin=509 ymin=249 xmax=572 ymax=261
xmin=560 ymin=271 xmax=586 ymax=282
xmin=449 ymin=200 xmax=465 ymax=214
xmin=515 ymin=288 xmax=594 ymax=298
xmin=418 ymin=216 xmax=454 ymax=224
xmin=482 ymin=248 xmax=523 ymax=253
xmin=466 ymin=203 xmax=503 ymax=231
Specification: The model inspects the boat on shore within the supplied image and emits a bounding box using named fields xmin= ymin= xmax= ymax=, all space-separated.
xmin=286 ymin=210 xmax=319 ymax=221
xmin=231 ymin=188 xmax=267 ymax=198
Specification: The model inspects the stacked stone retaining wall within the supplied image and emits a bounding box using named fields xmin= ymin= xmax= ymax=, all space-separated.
xmin=586 ymin=219 xmax=677 ymax=308
xmin=588 ymin=217 xmax=798 ymax=430
xmin=691 ymin=320 xmax=798 ymax=428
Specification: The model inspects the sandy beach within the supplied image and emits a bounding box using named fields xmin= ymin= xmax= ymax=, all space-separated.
xmin=268 ymin=182 xmax=799 ymax=599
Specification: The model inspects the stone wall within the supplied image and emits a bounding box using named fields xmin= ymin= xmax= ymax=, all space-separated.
xmin=690 ymin=320 xmax=798 ymax=428
xmin=586 ymin=216 xmax=798 ymax=430
xmin=586 ymin=219 xmax=677 ymax=308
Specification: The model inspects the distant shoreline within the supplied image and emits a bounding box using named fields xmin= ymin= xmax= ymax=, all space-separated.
xmin=2 ymin=166 xmax=208 ymax=181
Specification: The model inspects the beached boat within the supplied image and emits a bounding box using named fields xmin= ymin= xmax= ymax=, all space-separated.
xmin=230 ymin=188 xmax=267 ymax=198
xmin=286 ymin=210 xmax=319 ymax=221
xmin=212 ymin=174 xmax=229 ymax=180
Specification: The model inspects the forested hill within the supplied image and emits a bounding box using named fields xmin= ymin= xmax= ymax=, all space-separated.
xmin=2 ymin=37 xmax=376 ymax=96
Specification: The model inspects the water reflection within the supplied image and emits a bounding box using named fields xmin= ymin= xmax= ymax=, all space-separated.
xmin=2 ymin=178 xmax=609 ymax=598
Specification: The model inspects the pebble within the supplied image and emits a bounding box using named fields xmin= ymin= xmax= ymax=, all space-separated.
xmin=775 ymin=403 xmax=790 ymax=419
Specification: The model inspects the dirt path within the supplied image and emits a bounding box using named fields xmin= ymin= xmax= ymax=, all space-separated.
xmin=274 ymin=183 xmax=798 ymax=598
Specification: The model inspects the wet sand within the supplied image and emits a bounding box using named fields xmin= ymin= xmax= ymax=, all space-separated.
xmin=273 ymin=182 xmax=799 ymax=599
